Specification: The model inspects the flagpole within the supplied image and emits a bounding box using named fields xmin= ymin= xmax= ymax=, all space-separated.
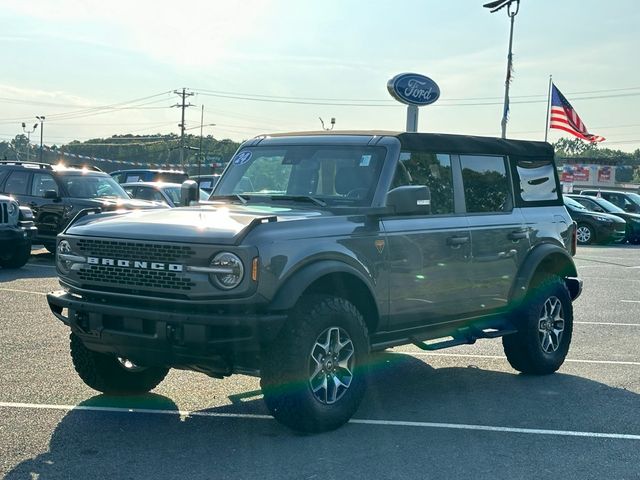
xmin=544 ymin=75 xmax=553 ymax=142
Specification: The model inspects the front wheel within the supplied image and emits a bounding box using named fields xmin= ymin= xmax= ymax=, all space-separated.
xmin=502 ymin=277 xmax=573 ymax=375
xmin=261 ymin=295 xmax=369 ymax=433
xmin=0 ymin=242 xmax=31 ymax=269
xmin=70 ymin=333 xmax=169 ymax=394
xmin=576 ymin=223 xmax=594 ymax=245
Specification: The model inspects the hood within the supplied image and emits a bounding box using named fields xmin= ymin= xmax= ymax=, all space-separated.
xmin=74 ymin=197 xmax=166 ymax=210
xmin=580 ymin=210 xmax=626 ymax=224
xmin=66 ymin=202 xmax=328 ymax=245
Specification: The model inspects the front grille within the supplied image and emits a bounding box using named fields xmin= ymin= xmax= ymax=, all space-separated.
xmin=0 ymin=203 xmax=7 ymax=224
xmin=77 ymin=265 xmax=196 ymax=291
xmin=76 ymin=239 xmax=196 ymax=262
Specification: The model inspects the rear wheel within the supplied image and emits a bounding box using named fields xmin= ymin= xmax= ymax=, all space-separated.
xmin=0 ymin=242 xmax=31 ymax=269
xmin=503 ymin=276 xmax=573 ymax=374
xmin=70 ymin=333 xmax=169 ymax=394
xmin=576 ymin=223 xmax=594 ymax=245
xmin=261 ymin=295 xmax=369 ymax=433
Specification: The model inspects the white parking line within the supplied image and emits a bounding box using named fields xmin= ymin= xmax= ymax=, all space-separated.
xmin=621 ymin=300 xmax=640 ymax=304
xmin=0 ymin=401 xmax=638 ymax=440
xmin=0 ymin=288 xmax=47 ymax=296
xmin=394 ymin=352 xmax=640 ymax=366
xmin=575 ymin=321 xmax=640 ymax=327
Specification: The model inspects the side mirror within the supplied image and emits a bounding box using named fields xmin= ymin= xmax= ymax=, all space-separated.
xmin=180 ymin=180 xmax=199 ymax=207
xmin=386 ymin=185 xmax=431 ymax=215
xmin=44 ymin=190 xmax=59 ymax=200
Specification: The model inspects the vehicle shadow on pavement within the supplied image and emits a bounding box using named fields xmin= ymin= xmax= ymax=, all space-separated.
xmin=5 ymin=353 xmax=639 ymax=480
xmin=0 ymin=264 xmax=57 ymax=282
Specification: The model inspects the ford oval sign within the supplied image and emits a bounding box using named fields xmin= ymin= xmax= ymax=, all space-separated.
xmin=387 ymin=73 xmax=440 ymax=106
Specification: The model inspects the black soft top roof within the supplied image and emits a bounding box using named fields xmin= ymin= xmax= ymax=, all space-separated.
xmin=260 ymin=131 xmax=553 ymax=159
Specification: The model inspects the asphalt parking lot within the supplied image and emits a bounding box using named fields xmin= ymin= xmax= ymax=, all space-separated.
xmin=1 ymin=245 xmax=638 ymax=479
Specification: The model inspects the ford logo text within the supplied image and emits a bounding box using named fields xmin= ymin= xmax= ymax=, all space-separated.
xmin=387 ymin=73 xmax=440 ymax=106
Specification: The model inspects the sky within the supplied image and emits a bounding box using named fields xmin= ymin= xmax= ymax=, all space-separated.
xmin=1 ymin=0 xmax=639 ymax=151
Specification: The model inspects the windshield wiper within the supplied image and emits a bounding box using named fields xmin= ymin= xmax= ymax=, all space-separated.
xmin=211 ymin=194 xmax=249 ymax=204
xmin=271 ymin=195 xmax=327 ymax=207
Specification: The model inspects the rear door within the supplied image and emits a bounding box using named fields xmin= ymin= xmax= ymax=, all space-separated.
xmin=461 ymin=155 xmax=530 ymax=312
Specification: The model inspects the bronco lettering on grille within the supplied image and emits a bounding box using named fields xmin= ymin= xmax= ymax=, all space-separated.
xmin=86 ymin=257 xmax=183 ymax=272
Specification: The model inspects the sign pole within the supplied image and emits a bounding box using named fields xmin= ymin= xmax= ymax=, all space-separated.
xmin=406 ymin=105 xmax=419 ymax=133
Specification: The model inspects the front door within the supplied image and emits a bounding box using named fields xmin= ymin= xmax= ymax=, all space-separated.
xmin=382 ymin=151 xmax=473 ymax=329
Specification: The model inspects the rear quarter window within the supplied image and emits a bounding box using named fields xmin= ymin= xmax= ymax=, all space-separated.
xmin=512 ymin=158 xmax=562 ymax=207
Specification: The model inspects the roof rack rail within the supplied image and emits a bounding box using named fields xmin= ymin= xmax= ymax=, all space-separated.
xmin=63 ymin=164 xmax=104 ymax=172
xmin=0 ymin=160 xmax=53 ymax=170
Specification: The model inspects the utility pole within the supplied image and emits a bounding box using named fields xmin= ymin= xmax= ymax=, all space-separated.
xmin=36 ymin=116 xmax=45 ymax=162
xmin=22 ymin=122 xmax=38 ymax=161
xmin=173 ymin=88 xmax=194 ymax=167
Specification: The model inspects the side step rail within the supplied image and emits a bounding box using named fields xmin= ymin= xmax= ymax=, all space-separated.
xmin=411 ymin=326 xmax=518 ymax=351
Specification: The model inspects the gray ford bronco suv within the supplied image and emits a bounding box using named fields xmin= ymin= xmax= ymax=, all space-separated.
xmin=47 ymin=132 xmax=582 ymax=432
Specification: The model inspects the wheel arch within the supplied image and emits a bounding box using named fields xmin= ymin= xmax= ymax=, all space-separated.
xmin=269 ymin=260 xmax=380 ymax=335
xmin=510 ymin=243 xmax=580 ymax=303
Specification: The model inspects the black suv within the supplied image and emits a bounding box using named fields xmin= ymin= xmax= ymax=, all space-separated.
xmin=47 ymin=132 xmax=582 ymax=433
xmin=580 ymin=189 xmax=640 ymax=214
xmin=0 ymin=161 xmax=165 ymax=252
xmin=567 ymin=194 xmax=640 ymax=244
xmin=562 ymin=195 xmax=626 ymax=245
xmin=0 ymin=194 xmax=36 ymax=268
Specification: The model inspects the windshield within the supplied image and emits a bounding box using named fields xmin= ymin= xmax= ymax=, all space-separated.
xmin=62 ymin=174 xmax=129 ymax=199
xmin=164 ymin=186 xmax=209 ymax=204
xmin=563 ymin=196 xmax=587 ymax=210
xmin=627 ymin=192 xmax=640 ymax=206
xmin=213 ymin=145 xmax=386 ymax=206
xmin=589 ymin=197 xmax=625 ymax=213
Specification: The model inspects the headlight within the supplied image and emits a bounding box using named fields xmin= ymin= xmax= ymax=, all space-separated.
xmin=7 ymin=202 xmax=18 ymax=217
xmin=593 ymin=216 xmax=612 ymax=223
xmin=209 ymin=252 xmax=244 ymax=290
xmin=57 ymin=240 xmax=73 ymax=273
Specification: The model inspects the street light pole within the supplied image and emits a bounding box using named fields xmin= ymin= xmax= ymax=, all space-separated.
xmin=36 ymin=116 xmax=45 ymax=162
xmin=21 ymin=122 xmax=38 ymax=161
xmin=484 ymin=0 xmax=520 ymax=139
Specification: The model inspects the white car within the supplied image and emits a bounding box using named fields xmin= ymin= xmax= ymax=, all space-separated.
xmin=122 ymin=182 xmax=209 ymax=207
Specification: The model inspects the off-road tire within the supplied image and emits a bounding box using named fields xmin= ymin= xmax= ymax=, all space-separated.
xmin=261 ymin=295 xmax=370 ymax=433
xmin=503 ymin=277 xmax=573 ymax=375
xmin=70 ymin=333 xmax=169 ymax=394
xmin=0 ymin=242 xmax=31 ymax=269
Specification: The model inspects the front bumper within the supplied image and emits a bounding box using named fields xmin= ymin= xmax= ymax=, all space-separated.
xmin=47 ymin=290 xmax=287 ymax=369
xmin=0 ymin=224 xmax=36 ymax=245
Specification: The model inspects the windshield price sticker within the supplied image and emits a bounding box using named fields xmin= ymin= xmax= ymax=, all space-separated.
xmin=233 ymin=151 xmax=252 ymax=165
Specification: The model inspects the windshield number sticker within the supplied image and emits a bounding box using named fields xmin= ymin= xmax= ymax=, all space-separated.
xmin=360 ymin=155 xmax=372 ymax=167
xmin=233 ymin=151 xmax=252 ymax=165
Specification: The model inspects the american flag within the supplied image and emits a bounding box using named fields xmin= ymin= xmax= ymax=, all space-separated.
xmin=549 ymin=84 xmax=605 ymax=143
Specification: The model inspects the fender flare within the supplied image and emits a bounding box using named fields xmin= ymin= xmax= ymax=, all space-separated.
xmin=269 ymin=260 xmax=377 ymax=312
xmin=510 ymin=243 xmax=579 ymax=303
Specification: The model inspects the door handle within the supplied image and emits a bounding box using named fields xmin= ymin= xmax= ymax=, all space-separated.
xmin=446 ymin=235 xmax=470 ymax=247
xmin=508 ymin=229 xmax=528 ymax=241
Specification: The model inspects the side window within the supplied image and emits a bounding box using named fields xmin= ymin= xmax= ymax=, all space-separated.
xmin=4 ymin=171 xmax=30 ymax=195
xmin=31 ymin=173 xmax=59 ymax=197
xmin=460 ymin=155 xmax=511 ymax=213
xmin=393 ymin=152 xmax=454 ymax=215
xmin=0 ymin=170 xmax=8 ymax=187
xmin=125 ymin=174 xmax=142 ymax=183
xmin=111 ymin=173 xmax=124 ymax=183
